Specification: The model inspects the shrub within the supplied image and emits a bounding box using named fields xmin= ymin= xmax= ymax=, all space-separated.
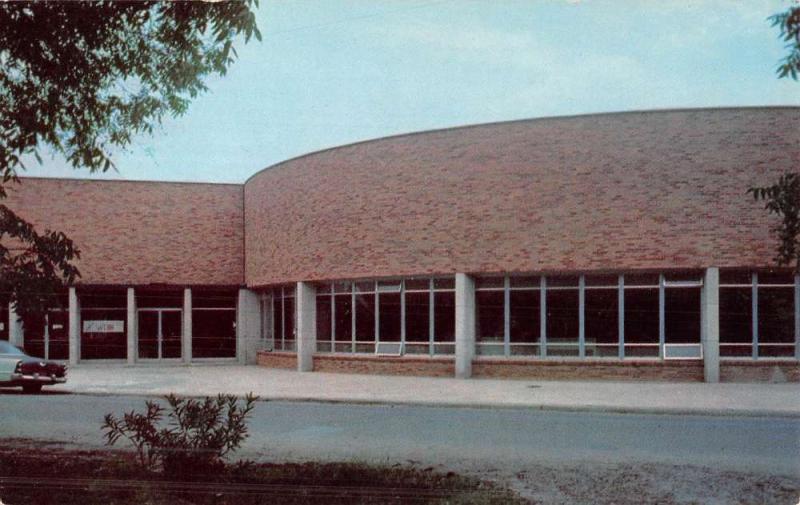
xmin=102 ymin=393 xmax=258 ymax=477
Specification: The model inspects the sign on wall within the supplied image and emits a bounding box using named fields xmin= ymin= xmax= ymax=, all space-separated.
xmin=83 ymin=320 xmax=124 ymax=333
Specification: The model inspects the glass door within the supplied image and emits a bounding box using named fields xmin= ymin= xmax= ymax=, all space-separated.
xmin=161 ymin=311 xmax=182 ymax=359
xmin=47 ymin=310 xmax=69 ymax=360
xmin=138 ymin=309 xmax=182 ymax=360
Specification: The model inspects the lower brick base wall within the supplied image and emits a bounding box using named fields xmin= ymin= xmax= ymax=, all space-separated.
xmin=720 ymin=361 xmax=800 ymax=382
xmin=256 ymin=351 xmax=799 ymax=382
xmin=472 ymin=359 xmax=705 ymax=382
xmin=256 ymin=350 xmax=296 ymax=370
xmin=312 ymin=354 xmax=455 ymax=377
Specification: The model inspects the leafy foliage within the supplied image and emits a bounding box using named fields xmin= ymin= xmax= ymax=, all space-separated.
xmin=0 ymin=204 xmax=80 ymax=318
xmin=0 ymin=1 xmax=259 ymax=316
xmin=748 ymin=173 xmax=800 ymax=272
xmin=0 ymin=0 xmax=261 ymax=188
xmin=102 ymin=393 xmax=259 ymax=477
xmin=771 ymin=5 xmax=800 ymax=80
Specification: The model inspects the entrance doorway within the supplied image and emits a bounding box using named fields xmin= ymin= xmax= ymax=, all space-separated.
xmin=138 ymin=309 xmax=182 ymax=360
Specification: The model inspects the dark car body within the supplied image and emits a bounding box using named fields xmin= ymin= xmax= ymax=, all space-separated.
xmin=0 ymin=341 xmax=67 ymax=393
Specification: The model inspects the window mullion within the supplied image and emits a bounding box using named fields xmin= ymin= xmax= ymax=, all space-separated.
xmin=752 ymin=272 xmax=758 ymax=360
xmin=658 ymin=274 xmax=665 ymax=360
xmin=503 ymin=276 xmax=510 ymax=357
xmin=795 ymin=273 xmax=799 ymax=360
xmin=540 ymin=276 xmax=547 ymax=358
xmin=429 ymin=278 xmax=434 ymax=357
xmin=578 ymin=275 xmax=585 ymax=358
xmin=618 ymin=274 xmax=625 ymax=359
xmin=400 ymin=282 xmax=406 ymax=355
xmin=351 ymin=286 xmax=356 ymax=353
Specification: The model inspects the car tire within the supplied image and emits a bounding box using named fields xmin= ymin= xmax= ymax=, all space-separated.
xmin=22 ymin=384 xmax=43 ymax=394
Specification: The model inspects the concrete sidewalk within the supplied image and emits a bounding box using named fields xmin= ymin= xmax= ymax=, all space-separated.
xmin=56 ymin=364 xmax=800 ymax=418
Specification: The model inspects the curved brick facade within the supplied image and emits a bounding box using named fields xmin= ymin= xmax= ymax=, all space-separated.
xmin=5 ymin=178 xmax=244 ymax=286
xmin=244 ymin=107 xmax=800 ymax=287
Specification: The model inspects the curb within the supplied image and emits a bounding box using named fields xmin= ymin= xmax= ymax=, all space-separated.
xmin=60 ymin=389 xmax=800 ymax=419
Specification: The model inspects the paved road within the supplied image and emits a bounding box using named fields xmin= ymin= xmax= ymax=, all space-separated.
xmin=1 ymin=392 xmax=798 ymax=477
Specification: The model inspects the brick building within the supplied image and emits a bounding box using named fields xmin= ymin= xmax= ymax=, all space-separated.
xmin=3 ymin=107 xmax=799 ymax=381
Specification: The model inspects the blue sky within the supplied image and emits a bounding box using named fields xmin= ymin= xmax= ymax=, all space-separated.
xmin=25 ymin=0 xmax=799 ymax=183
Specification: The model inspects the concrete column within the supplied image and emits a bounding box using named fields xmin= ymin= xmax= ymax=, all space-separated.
xmin=296 ymin=281 xmax=317 ymax=372
xmin=455 ymin=273 xmax=476 ymax=379
xmin=126 ymin=287 xmax=137 ymax=364
xmin=68 ymin=287 xmax=80 ymax=365
xmin=702 ymin=267 xmax=720 ymax=383
xmin=183 ymin=288 xmax=192 ymax=364
xmin=236 ymin=288 xmax=261 ymax=364
xmin=8 ymin=302 xmax=23 ymax=348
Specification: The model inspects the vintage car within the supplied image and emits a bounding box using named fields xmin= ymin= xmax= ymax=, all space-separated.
xmin=0 ymin=340 xmax=67 ymax=393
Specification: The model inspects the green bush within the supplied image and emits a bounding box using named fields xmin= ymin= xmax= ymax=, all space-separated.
xmin=102 ymin=393 xmax=258 ymax=477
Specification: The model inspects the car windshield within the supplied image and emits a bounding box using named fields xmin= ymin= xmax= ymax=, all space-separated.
xmin=0 ymin=341 xmax=25 ymax=356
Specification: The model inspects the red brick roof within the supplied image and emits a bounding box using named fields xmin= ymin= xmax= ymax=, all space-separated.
xmin=244 ymin=107 xmax=800 ymax=286
xmin=5 ymin=107 xmax=798 ymax=288
xmin=4 ymin=178 xmax=244 ymax=286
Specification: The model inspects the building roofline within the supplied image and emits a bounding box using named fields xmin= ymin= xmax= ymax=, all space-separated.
xmin=7 ymin=106 xmax=797 ymax=187
xmin=13 ymin=175 xmax=242 ymax=187
xmin=244 ymin=105 xmax=800 ymax=184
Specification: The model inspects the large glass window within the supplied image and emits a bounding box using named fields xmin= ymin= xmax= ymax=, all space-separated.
xmin=433 ymin=284 xmax=456 ymax=355
xmin=21 ymin=293 xmax=68 ymax=360
xmin=354 ymin=283 xmax=375 ymax=353
xmin=80 ymin=289 xmax=127 ymax=360
xmin=303 ymin=277 xmax=456 ymax=356
xmin=316 ymin=285 xmax=332 ymax=353
xmin=758 ymin=272 xmax=794 ymax=357
xmin=509 ymin=276 xmax=539 ymax=357
xmin=623 ymin=274 xmax=660 ymax=358
xmin=664 ymin=287 xmax=701 ymax=344
xmin=584 ymin=275 xmax=619 ymax=358
xmin=546 ymin=276 xmax=579 ymax=357
xmin=475 ymin=278 xmax=504 ymax=356
xmin=333 ymin=283 xmax=352 ymax=352
xmin=404 ymin=286 xmax=429 ymax=354
xmin=192 ymin=289 xmax=236 ymax=359
xmin=719 ymin=271 xmax=753 ymax=358
xmin=0 ymin=298 xmax=8 ymax=341
xmin=272 ymin=286 xmax=296 ymax=352
xmin=378 ymin=282 xmax=401 ymax=343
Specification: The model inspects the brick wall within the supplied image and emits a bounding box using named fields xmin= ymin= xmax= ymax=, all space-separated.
xmin=256 ymin=350 xmax=297 ymax=369
xmin=720 ymin=360 xmax=800 ymax=382
xmin=5 ymin=178 xmax=244 ymax=286
xmin=472 ymin=358 xmax=705 ymax=381
xmin=244 ymin=107 xmax=800 ymax=287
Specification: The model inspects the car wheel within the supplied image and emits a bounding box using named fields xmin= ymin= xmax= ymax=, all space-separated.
xmin=22 ymin=384 xmax=43 ymax=394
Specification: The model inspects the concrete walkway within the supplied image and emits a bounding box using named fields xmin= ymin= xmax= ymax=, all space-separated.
xmin=55 ymin=364 xmax=800 ymax=418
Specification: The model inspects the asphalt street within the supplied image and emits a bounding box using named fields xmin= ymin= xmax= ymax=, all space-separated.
xmin=1 ymin=391 xmax=798 ymax=477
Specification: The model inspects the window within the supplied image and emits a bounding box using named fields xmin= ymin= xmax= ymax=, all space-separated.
xmin=623 ymin=274 xmax=660 ymax=358
xmin=378 ymin=281 xmax=401 ymax=345
xmin=404 ymin=287 xmax=429 ymax=354
xmin=272 ymin=286 xmax=296 ymax=352
xmin=546 ymin=276 xmax=579 ymax=357
xmin=192 ymin=289 xmax=237 ymax=359
xmin=354 ymin=283 xmax=375 ymax=353
xmin=0 ymin=297 xmax=8 ymax=341
xmin=758 ymin=272 xmax=794 ymax=357
xmin=584 ymin=275 xmax=619 ymax=358
xmin=333 ymin=283 xmax=352 ymax=352
xmin=316 ymin=291 xmax=332 ymax=353
xmin=21 ymin=293 xmax=68 ymax=360
xmin=720 ymin=271 xmax=753 ymax=358
xmin=80 ymin=289 xmax=127 ymax=360
xmin=664 ymin=284 xmax=701 ymax=344
xmin=509 ymin=277 xmax=539 ymax=356
xmin=475 ymin=279 xmax=504 ymax=356
xmin=433 ymin=281 xmax=456 ymax=354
